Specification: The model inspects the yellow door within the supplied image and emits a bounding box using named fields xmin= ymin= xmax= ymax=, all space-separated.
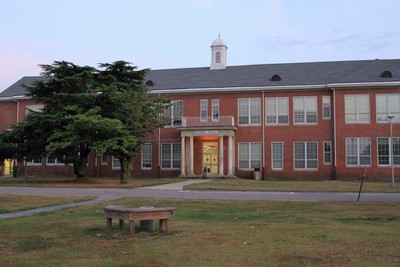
xmin=3 ymin=159 xmax=12 ymax=175
xmin=203 ymin=142 xmax=218 ymax=175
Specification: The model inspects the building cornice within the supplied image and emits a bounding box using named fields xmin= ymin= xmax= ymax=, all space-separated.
xmin=0 ymin=95 xmax=31 ymax=101
xmin=327 ymin=81 xmax=400 ymax=89
xmin=148 ymin=84 xmax=329 ymax=95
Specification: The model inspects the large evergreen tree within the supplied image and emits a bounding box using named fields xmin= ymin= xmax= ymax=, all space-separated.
xmin=96 ymin=61 xmax=170 ymax=183
xmin=3 ymin=60 xmax=169 ymax=183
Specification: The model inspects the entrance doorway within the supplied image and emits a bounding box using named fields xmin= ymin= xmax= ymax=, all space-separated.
xmin=203 ymin=141 xmax=218 ymax=176
xmin=3 ymin=159 xmax=12 ymax=175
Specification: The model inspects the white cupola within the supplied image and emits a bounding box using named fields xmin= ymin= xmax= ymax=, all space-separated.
xmin=210 ymin=34 xmax=228 ymax=70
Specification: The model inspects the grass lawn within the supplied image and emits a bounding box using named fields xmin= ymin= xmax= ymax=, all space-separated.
xmin=0 ymin=176 xmax=183 ymax=188
xmin=0 ymin=195 xmax=93 ymax=213
xmin=0 ymin=197 xmax=399 ymax=266
xmin=185 ymin=179 xmax=400 ymax=193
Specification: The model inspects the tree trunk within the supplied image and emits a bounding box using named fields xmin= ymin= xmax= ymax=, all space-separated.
xmin=120 ymin=158 xmax=132 ymax=184
xmin=73 ymin=157 xmax=87 ymax=179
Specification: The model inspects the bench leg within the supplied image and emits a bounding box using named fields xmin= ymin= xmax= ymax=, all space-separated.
xmin=119 ymin=219 xmax=124 ymax=231
xmin=106 ymin=218 xmax=112 ymax=234
xmin=159 ymin=219 xmax=169 ymax=234
xmin=129 ymin=220 xmax=135 ymax=238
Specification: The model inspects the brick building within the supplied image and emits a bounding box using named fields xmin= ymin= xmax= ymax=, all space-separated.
xmin=1 ymin=36 xmax=399 ymax=181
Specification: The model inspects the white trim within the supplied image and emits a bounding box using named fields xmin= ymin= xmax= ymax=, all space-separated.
xmin=271 ymin=142 xmax=284 ymax=170
xmin=323 ymin=141 xmax=332 ymax=165
xmin=328 ymin=81 xmax=400 ymax=88
xmin=141 ymin=143 xmax=152 ymax=170
xmin=148 ymin=85 xmax=328 ymax=95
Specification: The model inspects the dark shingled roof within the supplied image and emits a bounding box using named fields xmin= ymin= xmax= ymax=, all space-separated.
xmin=0 ymin=76 xmax=47 ymax=98
xmin=1 ymin=59 xmax=400 ymax=98
xmin=145 ymin=59 xmax=400 ymax=91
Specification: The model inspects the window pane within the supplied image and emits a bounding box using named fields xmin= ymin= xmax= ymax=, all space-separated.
xmin=250 ymin=98 xmax=261 ymax=124
xmin=272 ymin=143 xmax=283 ymax=169
xmin=212 ymin=99 xmax=219 ymax=120
xmin=323 ymin=96 xmax=331 ymax=119
xmin=200 ymin=99 xmax=208 ymax=121
xmin=239 ymin=143 xmax=249 ymax=169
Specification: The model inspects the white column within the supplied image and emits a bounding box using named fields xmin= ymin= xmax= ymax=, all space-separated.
xmin=189 ymin=136 xmax=194 ymax=176
xmin=218 ymin=136 xmax=224 ymax=176
xmin=228 ymin=135 xmax=233 ymax=176
xmin=180 ymin=136 xmax=186 ymax=176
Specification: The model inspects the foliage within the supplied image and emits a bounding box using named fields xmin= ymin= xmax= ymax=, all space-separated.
xmin=3 ymin=60 xmax=170 ymax=182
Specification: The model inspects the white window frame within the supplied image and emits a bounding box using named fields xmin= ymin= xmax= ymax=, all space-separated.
xmin=212 ymin=99 xmax=220 ymax=121
xmin=165 ymin=100 xmax=183 ymax=127
xmin=26 ymin=157 xmax=42 ymax=166
xmin=46 ymin=157 xmax=63 ymax=166
xmin=141 ymin=143 xmax=152 ymax=169
xmin=25 ymin=104 xmax=44 ymax=116
xmin=376 ymin=94 xmax=400 ymax=123
xmin=344 ymin=94 xmax=370 ymax=124
xmin=112 ymin=156 xmax=121 ymax=170
xmin=293 ymin=142 xmax=318 ymax=170
xmin=266 ymin=97 xmax=289 ymax=125
xmin=345 ymin=137 xmax=371 ymax=166
xmin=101 ymin=155 xmax=108 ymax=165
xmin=293 ymin=96 xmax=318 ymax=125
xmin=238 ymin=142 xmax=262 ymax=169
xmin=377 ymin=137 xmax=400 ymax=166
xmin=323 ymin=141 xmax=332 ymax=165
xmin=238 ymin=98 xmax=261 ymax=125
xmin=271 ymin=142 xmax=283 ymax=170
xmin=200 ymin=99 xmax=208 ymax=122
xmin=161 ymin=143 xmax=181 ymax=169
xmin=322 ymin=96 xmax=331 ymax=120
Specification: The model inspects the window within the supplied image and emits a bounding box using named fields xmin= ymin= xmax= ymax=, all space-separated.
xmin=101 ymin=155 xmax=108 ymax=165
xmin=376 ymin=94 xmax=400 ymax=123
xmin=345 ymin=95 xmax=370 ymax=123
xmin=26 ymin=157 xmax=42 ymax=166
xmin=266 ymin=97 xmax=289 ymax=125
xmin=161 ymin=143 xmax=181 ymax=169
xmin=271 ymin=142 xmax=283 ymax=170
xmin=378 ymin=137 xmax=400 ymax=166
xmin=164 ymin=100 xmax=183 ymax=126
xmin=346 ymin=138 xmax=371 ymax=166
xmin=216 ymin=51 xmax=221 ymax=63
xmin=142 ymin=143 xmax=152 ymax=169
xmin=293 ymin=96 xmax=317 ymax=124
xmin=47 ymin=157 xmax=63 ymax=166
xmin=212 ymin=99 xmax=219 ymax=121
xmin=25 ymin=104 xmax=44 ymax=116
xmin=238 ymin=143 xmax=261 ymax=169
xmin=294 ymin=142 xmax=318 ymax=170
xmin=200 ymin=99 xmax=208 ymax=121
xmin=322 ymin=96 xmax=331 ymax=120
xmin=238 ymin=98 xmax=261 ymax=125
xmin=112 ymin=156 xmax=121 ymax=169
xmin=323 ymin=141 xmax=332 ymax=165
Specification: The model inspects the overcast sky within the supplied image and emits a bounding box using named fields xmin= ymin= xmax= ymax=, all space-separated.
xmin=1 ymin=0 xmax=399 ymax=91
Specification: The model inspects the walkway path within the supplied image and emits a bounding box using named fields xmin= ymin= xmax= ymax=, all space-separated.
xmin=1 ymin=179 xmax=399 ymax=219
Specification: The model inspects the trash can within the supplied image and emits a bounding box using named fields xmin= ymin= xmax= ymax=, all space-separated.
xmin=253 ymin=168 xmax=261 ymax=180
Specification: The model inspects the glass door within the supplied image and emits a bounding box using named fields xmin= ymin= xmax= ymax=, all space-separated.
xmin=203 ymin=141 xmax=218 ymax=175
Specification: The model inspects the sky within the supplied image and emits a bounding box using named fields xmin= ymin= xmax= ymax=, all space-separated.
xmin=1 ymin=0 xmax=400 ymax=91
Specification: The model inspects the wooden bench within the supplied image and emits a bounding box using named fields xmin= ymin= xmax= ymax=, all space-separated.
xmin=103 ymin=205 xmax=176 ymax=238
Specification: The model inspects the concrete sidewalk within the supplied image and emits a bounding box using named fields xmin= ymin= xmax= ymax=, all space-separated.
xmin=0 ymin=179 xmax=210 ymax=219
xmin=140 ymin=179 xmax=211 ymax=190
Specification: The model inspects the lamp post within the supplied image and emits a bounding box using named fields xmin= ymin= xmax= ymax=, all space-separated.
xmin=387 ymin=115 xmax=396 ymax=187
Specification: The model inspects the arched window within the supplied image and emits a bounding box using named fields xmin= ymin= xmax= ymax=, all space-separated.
xmin=381 ymin=70 xmax=393 ymax=78
xmin=216 ymin=52 xmax=221 ymax=63
xmin=271 ymin=74 xmax=282 ymax=81
xmin=145 ymin=80 xmax=154 ymax=86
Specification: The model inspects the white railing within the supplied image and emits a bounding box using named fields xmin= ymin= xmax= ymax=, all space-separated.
xmin=181 ymin=116 xmax=235 ymax=127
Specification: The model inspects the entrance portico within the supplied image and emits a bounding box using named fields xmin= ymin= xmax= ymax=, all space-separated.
xmin=179 ymin=127 xmax=236 ymax=177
